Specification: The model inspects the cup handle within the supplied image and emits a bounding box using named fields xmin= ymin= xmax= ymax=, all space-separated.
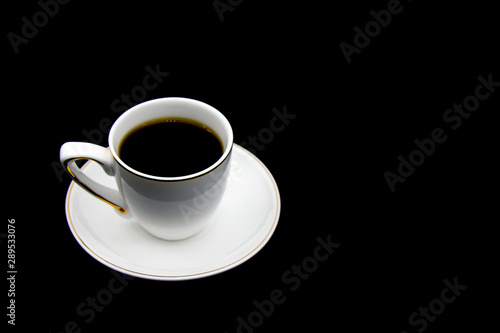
xmin=60 ymin=142 xmax=128 ymax=214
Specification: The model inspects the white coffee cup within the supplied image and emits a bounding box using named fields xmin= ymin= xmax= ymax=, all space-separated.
xmin=60 ymin=97 xmax=233 ymax=240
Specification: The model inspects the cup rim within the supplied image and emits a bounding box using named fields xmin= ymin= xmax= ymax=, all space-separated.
xmin=108 ymin=97 xmax=233 ymax=182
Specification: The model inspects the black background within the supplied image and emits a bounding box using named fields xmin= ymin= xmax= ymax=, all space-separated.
xmin=4 ymin=0 xmax=499 ymax=332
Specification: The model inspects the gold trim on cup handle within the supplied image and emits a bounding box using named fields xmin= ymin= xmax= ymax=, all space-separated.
xmin=60 ymin=142 xmax=127 ymax=214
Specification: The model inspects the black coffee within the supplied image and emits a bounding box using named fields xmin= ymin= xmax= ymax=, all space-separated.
xmin=118 ymin=118 xmax=223 ymax=177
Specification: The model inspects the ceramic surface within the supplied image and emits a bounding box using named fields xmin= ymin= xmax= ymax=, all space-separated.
xmin=65 ymin=144 xmax=280 ymax=280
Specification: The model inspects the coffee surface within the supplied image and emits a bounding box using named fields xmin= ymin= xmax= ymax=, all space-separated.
xmin=119 ymin=119 xmax=223 ymax=177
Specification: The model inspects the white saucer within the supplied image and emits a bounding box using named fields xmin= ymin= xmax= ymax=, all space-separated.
xmin=65 ymin=144 xmax=280 ymax=281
